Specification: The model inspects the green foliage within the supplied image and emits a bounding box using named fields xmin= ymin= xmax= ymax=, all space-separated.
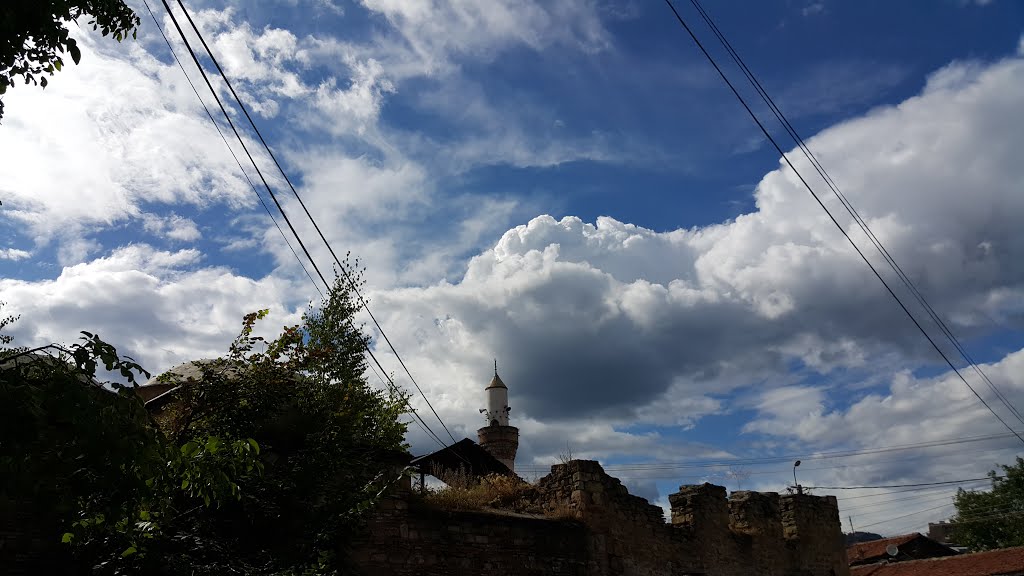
xmin=952 ymin=457 xmax=1024 ymax=550
xmin=1 ymin=260 xmax=408 ymax=575
xmin=0 ymin=301 xmax=21 ymax=352
xmin=0 ymin=319 xmax=262 ymax=575
xmin=0 ymin=0 xmax=139 ymax=120
xmin=151 ymin=261 xmax=410 ymax=575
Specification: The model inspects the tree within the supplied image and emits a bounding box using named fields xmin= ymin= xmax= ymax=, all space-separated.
xmin=1 ymin=258 xmax=409 ymax=575
xmin=148 ymin=261 xmax=410 ymax=574
xmin=0 ymin=0 xmax=139 ymax=120
xmin=952 ymin=457 xmax=1024 ymax=551
xmin=1 ymin=314 xmax=262 ymax=575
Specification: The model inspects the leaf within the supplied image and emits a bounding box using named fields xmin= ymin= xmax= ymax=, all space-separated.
xmin=54 ymin=60 xmax=62 ymax=71
xmin=121 ymin=546 xmax=137 ymax=557
xmin=61 ymin=532 xmax=73 ymax=544
xmin=68 ymin=42 xmax=81 ymax=65
xmin=181 ymin=479 xmax=189 ymax=489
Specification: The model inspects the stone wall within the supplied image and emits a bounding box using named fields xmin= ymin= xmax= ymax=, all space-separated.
xmin=351 ymin=460 xmax=850 ymax=576
xmin=351 ymin=496 xmax=588 ymax=575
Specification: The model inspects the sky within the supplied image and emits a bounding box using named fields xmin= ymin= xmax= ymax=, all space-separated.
xmin=2 ymin=0 xmax=1024 ymax=536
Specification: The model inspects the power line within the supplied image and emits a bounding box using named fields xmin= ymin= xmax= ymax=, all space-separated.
xmin=153 ymin=0 xmax=456 ymax=456
xmin=856 ymin=501 xmax=956 ymax=530
xmin=661 ymin=0 xmax=1024 ymax=445
xmin=841 ymin=490 xmax=974 ymax=514
xmin=685 ymin=0 xmax=1024 ymax=431
xmin=836 ymin=479 xmax=991 ymax=501
xmin=870 ymin=498 xmax=1024 ymax=532
xmin=172 ymin=0 xmax=461 ymax=448
xmin=140 ymin=0 xmax=324 ymax=301
xmin=516 ymin=431 xmax=1020 ymax=474
xmin=807 ymin=477 xmax=1003 ymax=490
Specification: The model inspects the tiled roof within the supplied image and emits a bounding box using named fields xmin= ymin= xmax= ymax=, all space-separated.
xmin=848 ymin=533 xmax=925 ymax=564
xmin=850 ymin=546 xmax=1024 ymax=576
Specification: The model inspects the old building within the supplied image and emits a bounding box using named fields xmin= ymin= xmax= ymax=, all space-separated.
xmin=848 ymin=533 xmax=958 ymax=566
xmin=354 ymin=365 xmax=851 ymax=575
xmin=850 ymin=546 xmax=1024 ymax=576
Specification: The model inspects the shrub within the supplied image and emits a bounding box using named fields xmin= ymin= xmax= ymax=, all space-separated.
xmin=420 ymin=468 xmax=542 ymax=514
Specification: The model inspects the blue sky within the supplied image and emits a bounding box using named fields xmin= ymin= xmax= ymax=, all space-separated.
xmin=2 ymin=0 xmax=1024 ymax=534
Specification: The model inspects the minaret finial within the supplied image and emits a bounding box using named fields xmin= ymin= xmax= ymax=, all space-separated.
xmin=494 ymin=358 xmax=498 ymax=376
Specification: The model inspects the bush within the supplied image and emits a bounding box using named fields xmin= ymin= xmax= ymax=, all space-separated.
xmin=420 ymin=468 xmax=543 ymax=515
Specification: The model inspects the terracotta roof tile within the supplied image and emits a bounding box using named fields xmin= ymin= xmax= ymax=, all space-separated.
xmin=850 ymin=546 xmax=1024 ymax=576
xmin=848 ymin=534 xmax=924 ymax=564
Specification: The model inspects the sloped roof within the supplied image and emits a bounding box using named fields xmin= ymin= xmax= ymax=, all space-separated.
xmin=485 ymin=373 xmax=507 ymax=390
xmin=849 ymin=533 xmax=928 ymax=564
xmin=410 ymin=438 xmax=512 ymax=479
xmin=850 ymin=546 xmax=1024 ymax=576
xmin=140 ymin=359 xmax=245 ymax=410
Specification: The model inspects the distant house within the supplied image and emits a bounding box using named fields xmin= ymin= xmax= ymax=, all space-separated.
xmin=849 ymin=546 xmax=1024 ymax=576
xmin=410 ymin=437 xmax=513 ymax=482
xmin=848 ymin=533 xmax=958 ymax=566
xmin=929 ymin=520 xmax=960 ymax=546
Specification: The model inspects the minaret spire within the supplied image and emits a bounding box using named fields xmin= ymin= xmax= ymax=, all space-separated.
xmin=478 ymin=361 xmax=519 ymax=472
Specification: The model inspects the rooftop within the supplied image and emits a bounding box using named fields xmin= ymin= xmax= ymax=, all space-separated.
xmin=850 ymin=546 xmax=1024 ymax=576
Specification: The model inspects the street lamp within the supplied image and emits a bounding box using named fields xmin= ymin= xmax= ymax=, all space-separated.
xmin=793 ymin=460 xmax=802 ymax=494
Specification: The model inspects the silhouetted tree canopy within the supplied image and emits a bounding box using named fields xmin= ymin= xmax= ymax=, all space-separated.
xmin=952 ymin=457 xmax=1024 ymax=551
xmin=0 ymin=0 xmax=139 ymax=120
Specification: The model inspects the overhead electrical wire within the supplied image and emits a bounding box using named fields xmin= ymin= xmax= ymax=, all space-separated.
xmin=841 ymin=490 xmax=978 ymax=514
xmin=863 ymin=498 xmax=1023 ymax=532
xmin=153 ymin=0 xmax=460 ymax=458
xmin=145 ymin=0 xmax=443 ymax=446
xmin=587 ymin=446 xmax=1017 ymax=481
xmin=855 ymin=501 xmax=956 ymax=530
xmin=171 ymin=0 xmax=461 ymax=448
xmin=684 ymin=0 xmax=1024 ymax=431
xmin=516 ymin=431 xmax=1020 ymax=475
xmin=661 ymin=0 xmax=1024 ymax=444
xmin=140 ymin=0 xmax=323 ymax=301
xmin=806 ymin=477 xmax=1003 ymax=490
xmin=836 ymin=479 xmax=991 ymax=501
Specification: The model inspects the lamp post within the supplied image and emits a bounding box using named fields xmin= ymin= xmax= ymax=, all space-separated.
xmin=793 ymin=460 xmax=802 ymax=495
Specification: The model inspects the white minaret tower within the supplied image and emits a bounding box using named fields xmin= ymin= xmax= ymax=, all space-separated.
xmin=477 ymin=360 xmax=519 ymax=472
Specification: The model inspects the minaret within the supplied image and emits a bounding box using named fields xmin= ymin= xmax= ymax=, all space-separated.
xmin=477 ymin=360 xmax=519 ymax=472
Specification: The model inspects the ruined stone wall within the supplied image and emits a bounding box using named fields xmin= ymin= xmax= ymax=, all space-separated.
xmin=351 ymin=460 xmax=849 ymax=576
xmin=536 ymin=460 xmax=698 ymax=575
xmin=350 ymin=496 xmax=588 ymax=576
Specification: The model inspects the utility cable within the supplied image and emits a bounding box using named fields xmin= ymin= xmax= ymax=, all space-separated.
xmin=836 ymin=479 xmax=991 ymax=501
xmin=516 ymin=431 xmax=1020 ymax=474
xmin=173 ymin=0 xmax=461 ymax=448
xmin=687 ymin=0 xmax=1024 ymax=429
xmin=661 ymin=0 xmax=1024 ymax=445
xmin=856 ymin=501 xmax=956 ymax=530
xmin=870 ymin=498 xmax=1023 ymax=532
xmin=806 ymin=477 xmax=1003 ymax=490
xmin=141 ymin=0 xmax=323 ymax=300
xmin=155 ymin=0 xmax=456 ymax=456
xmin=841 ymin=490 xmax=979 ymax=514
